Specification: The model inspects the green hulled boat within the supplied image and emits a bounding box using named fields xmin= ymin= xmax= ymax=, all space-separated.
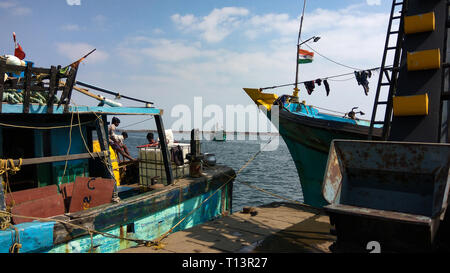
xmin=244 ymin=88 xmax=382 ymax=207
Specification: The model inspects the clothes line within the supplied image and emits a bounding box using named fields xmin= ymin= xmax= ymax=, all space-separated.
xmin=259 ymin=66 xmax=387 ymax=91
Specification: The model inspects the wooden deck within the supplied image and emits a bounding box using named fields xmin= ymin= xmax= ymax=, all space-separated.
xmin=118 ymin=202 xmax=336 ymax=253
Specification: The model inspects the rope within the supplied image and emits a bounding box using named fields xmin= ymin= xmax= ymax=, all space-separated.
xmin=0 ymin=120 xmax=96 ymax=130
xmin=0 ymin=159 xmax=22 ymax=176
xmin=152 ymin=138 xmax=273 ymax=246
xmin=0 ymin=210 xmax=160 ymax=251
xmin=301 ymin=40 xmax=363 ymax=71
xmin=260 ymin=66 xmax=381 ymax=91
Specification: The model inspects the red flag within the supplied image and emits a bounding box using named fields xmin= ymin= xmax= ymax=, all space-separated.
xmin=13 ymin=32 xmax=26 ymax=60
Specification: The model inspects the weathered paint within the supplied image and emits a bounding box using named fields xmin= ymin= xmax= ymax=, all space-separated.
xmin=46 ymin=186 xmax=227 ymax=253
xmin=0 ymin=104 xmax=161 ymax=115
xmin=0 ymin=221 xmax=55 ymax=253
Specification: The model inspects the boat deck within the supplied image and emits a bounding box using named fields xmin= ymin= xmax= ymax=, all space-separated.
xmin=118 ymin=202 xmax=335 ymax=253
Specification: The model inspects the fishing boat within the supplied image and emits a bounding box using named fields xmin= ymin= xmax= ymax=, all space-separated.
xmin=244 ymin=89 xmax=381 ymax=207
xmin=212 ymin=123 xmax=226 ymax=142
xmin=0 ymin=55 xmax=234 ymax=253
xmin=243 ymin=0 xmax=382 ymax=208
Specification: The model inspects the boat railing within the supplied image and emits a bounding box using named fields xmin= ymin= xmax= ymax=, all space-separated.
xmin=0 ymin=58 xmax=78 ymax=114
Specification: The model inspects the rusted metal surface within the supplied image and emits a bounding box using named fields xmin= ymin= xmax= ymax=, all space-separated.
xmin=322 ymin=140 xmax=450 ymax=249
xmin=11 ymin=194 xmax=65 ymax=224
xmin=68 ymin=177 xmax=115 ymax=213
xmin=5 ymin=185 xmax=59 ymax=207
xmin=322 ymin=140 xmax=450 ymax=218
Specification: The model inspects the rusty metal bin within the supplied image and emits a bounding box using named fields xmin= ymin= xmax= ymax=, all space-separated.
xmin=322 ymin=140 xmax=450 ymax=251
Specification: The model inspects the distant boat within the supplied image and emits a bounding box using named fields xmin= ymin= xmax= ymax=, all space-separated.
xmin=243 ymin=88 xmax=382 ymax=207
xmin=212 ymin=123 xmax=226 ymax=142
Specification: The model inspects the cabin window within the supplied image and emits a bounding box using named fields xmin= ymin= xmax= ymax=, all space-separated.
xmin=2 ymin=128 xmax=37 ymax=191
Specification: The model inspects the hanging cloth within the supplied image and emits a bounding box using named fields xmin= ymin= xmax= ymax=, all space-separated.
xmin=323 ymin=80 xmax=330 ymax=96
xmin=315 ymin=79 xmax=322 ymax=86
xmin=355 ymin=71 xmax=370 ymax=96
xmin=304 ymin=81 xmax=315 ymax=95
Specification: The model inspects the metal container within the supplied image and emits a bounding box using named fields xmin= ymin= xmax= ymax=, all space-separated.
xmin=322 ymin=140 xmax=450 ymax=250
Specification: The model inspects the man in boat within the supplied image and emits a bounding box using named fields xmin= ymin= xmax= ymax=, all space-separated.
xmin=109 ymin=117 xmax=135 ymax=162
xmin=136 ymin=132 xmax=159 ymax=148
xmin=115 ymin=131 xmax=133 ymax=162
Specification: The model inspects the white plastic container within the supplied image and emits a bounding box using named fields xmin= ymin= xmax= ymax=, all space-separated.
xmin=138 ymin=143 xmax=191 ymax=186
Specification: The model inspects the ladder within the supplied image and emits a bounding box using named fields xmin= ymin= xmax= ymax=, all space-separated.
xmin=368 ymin=0 xmax=407 ymax=140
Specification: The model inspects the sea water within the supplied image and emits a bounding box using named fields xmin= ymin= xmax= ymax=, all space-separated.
xmin=124 ymin=131 xmax=303 ymax=213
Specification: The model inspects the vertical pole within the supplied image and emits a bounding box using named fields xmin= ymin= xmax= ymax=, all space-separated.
xmin=95 ymin=115 xmax=119 ymax=200
xmin=155 ymin=114 xmax=173 ymax=185
xmin=47 ymin=66 xmax=57 ymax=114
xmin=0 ymin=59 xmax=5 ymax=113
xmin=294 ymin=0 xmax=307 ymax=96
xmin=23 ymin=62 xmax=33 ymax=114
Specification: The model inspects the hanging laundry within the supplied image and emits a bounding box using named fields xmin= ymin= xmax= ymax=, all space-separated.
xmin=323 ymin=79 xmax=330 ymax=96
xmin=354 ymin=71 xmax=370 ymax=96
xmin=315 ymin=79 xmax=322 ymax=86
xmin=304 ymin=81 xmax=315 ymax=95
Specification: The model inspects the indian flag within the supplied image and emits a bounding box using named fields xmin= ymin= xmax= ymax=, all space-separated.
xmin=298 ymin=49 xmax=314 ymax=64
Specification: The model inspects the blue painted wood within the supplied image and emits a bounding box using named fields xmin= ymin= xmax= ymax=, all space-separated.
xmin=0 ymin=104 xmax=161 ymax=115
xmin=0 ymin=221 xmax=55 ymax=253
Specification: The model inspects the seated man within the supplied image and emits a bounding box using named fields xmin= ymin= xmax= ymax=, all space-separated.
xmin=136 ymin=132 xmax=159 ymax=148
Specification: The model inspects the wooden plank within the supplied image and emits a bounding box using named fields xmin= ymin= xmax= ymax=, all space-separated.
xmin=64 ymin=66 xmax=78 ymax=113
xmin=22 ymin=62 xmax=32 ymax=113
xmin=0 ymin=60 xmax=5 ymax=113
xmin=47 ymin=66 xmax=57 ymax=113
xmin=7 ymin=151 xmax=109 ymax=167
xmin=68 ymin=177 xmax=115 ymax=213
xmin=3 ymin=64 xmax=25 ymax=73
xmin=5 ymin=184 xmax=59 ymax=207
xmin=11 ymin=194 xmax=65 ymax=224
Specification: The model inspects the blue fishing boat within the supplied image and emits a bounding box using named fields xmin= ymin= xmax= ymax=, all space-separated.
xmin=0 ymin=56 xmax=234 ymax=253
xmin=243 ymin=88 xmax=381 ymax=207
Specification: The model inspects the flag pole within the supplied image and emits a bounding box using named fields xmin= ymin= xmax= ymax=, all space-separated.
xmin=293 ymin=0 xmax=307 ymax=101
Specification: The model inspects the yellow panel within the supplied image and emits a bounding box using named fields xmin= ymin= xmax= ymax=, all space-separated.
xmin=393 ymin=93 xmax=429 ymax=116
xmin=407 ymin=49 xmax=440 ymax=71
xmin=243 ymin=88 xmax=278 ymax=111
xmin=404 ymin=12 xmax=435 ymax=34
xmin=93 ymin=140 xmax=121 ymax=185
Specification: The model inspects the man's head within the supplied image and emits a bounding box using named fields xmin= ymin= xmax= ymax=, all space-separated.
xmin=112 ymin=117 xmax=120 ymax=126
xmin=146 ymin=132 xmax=154 ymax=142
xmin=122 ymin=132 xmax=128 ymax=139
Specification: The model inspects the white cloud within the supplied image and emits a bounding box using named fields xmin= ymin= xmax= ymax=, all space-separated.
xmin=66 ymin=0 xmax=81 ymax=6
xmin=61 ymin=24 xmax=81 ymax=31
xmin=172 ymin=7 xmax=250 ymax=43
xmin=113 ymin=4 xmax=391 ymax=121
xmin=56 ymin=43 xmax=109 ymax=64
xmin=0 ymin=1 xmax=31 ymax=15
xmin=367 ymin=0 xmax=381 ymax=6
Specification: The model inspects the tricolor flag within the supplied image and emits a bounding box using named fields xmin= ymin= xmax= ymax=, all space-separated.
xmin=298 ymin=49 xmax=314 ymax=64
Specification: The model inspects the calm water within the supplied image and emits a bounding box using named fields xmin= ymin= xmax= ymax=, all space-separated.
xmin=124 ymin=131 xmax=303 ymax=213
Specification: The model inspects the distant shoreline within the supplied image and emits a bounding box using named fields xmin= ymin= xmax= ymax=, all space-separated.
xmin=117 ymin=129 xmax=280 ymax=136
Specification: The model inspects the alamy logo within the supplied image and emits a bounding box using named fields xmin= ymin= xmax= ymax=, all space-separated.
xmin=170 ymin=97 xmax=280 ymax=151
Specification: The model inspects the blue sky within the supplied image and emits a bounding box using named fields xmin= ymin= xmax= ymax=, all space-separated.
xmin=1 ymin=0 xmax=393 ymax=131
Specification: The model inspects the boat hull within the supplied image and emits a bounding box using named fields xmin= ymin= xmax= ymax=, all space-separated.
xmin=0 ymin=166 xmax=234 ymax=253
xmin=277 ymin=109 xmax=379 ymax=207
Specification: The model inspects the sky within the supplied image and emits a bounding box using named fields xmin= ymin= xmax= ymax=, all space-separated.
xmin=0 ymin=0 xmax=395 ymax=132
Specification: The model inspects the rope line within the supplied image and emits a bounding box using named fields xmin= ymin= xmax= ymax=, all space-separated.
xmin=301 ymin=40 xmax=363 ymax=71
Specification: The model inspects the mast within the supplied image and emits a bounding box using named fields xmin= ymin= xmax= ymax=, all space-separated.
xmin=293 ymin=0 xmax=307 ymax=102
